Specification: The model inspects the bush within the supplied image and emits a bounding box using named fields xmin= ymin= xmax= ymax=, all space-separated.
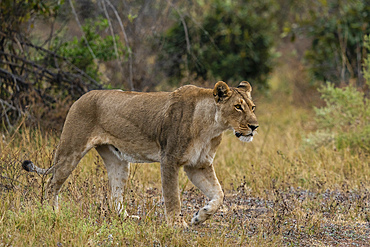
xmin=0 ymin=0 xmax=123 ymax=130
xmin=286 ymin=0 xmax=370 ymax=85
xmin=363 ymin=35 xmax=370 ymax=85
xmin=54 ymin=17 xmax=125 ymax=82
xmin=158 ymin=0 xmax=278 ymax=88
xmin=307 ymin=83 xmax=370 ymax=151
xmin=305 ymin=34 xmax=370 ymax=152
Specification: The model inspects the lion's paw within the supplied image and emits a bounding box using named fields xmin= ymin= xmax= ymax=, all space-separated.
xmin=191 ymin=206 xmax=211 ymax=225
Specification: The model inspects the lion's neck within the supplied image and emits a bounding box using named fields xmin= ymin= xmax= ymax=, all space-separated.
xmin=192 ymin=97 xmax=228 ymax=138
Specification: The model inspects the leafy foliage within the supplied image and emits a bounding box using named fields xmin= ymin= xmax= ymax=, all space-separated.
xmin=54 ymin=18 xmax=125 ymax=81
xmin=286 ymin=0 xmax=370 ymax=85
xmin=306 ymin=35 xmax=370 ymax=152
xmin=363 ymin=35 xmax=370 ymax=85
xmin=158 ymin=0 xmax=278 ymax=88
xmin=0 ymin=0 xmax=61 ymax=30
xmin=0 ymin=0 xmax=124 ymax=130
xmin=308 ymin=83 xmax=370 ymax=151
xmin=305 ymin=35 xmax=370 ymax=152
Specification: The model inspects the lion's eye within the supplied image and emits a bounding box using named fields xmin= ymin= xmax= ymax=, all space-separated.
xmin=252 ymin=106 xmax=256 ymax=112
xmin=235 ymin=104 xmax=242 ymax=111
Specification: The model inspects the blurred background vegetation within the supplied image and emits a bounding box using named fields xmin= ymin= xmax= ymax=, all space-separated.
xmin=0 ymin=0 xmax=369 ymax=152
xmin=1 ymin=2 xmax=370 ymax=244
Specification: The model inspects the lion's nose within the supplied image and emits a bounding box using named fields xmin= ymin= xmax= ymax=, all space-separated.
xmin=248 ymin=124 xmax=258 ymax=131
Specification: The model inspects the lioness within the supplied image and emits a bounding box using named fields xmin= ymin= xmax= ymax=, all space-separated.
xmin=22 ymin=81 xmax=258 ymax=226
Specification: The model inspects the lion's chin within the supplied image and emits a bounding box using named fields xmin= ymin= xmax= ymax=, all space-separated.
xmin=238 ymin=135 xmax=253 ymax=142
xmin=234 ymin=131 xmax=254 ymax=142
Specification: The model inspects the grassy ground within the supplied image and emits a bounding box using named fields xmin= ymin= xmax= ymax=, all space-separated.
xmin=1 ymin=89 xmax=370 ymax=246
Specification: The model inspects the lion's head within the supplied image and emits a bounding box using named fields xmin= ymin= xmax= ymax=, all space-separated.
xmin=213 ymin=81 xmax=258 ymax=142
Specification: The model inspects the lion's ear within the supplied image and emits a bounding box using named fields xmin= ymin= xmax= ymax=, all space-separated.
xmin=237 ymin=81 xmax=252 ymax=93
xmin=213 ymin=81 xmax=231 ymax=103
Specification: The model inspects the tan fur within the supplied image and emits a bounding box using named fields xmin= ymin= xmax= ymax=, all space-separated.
xmin=23 ymin=81 xmax=258 ymax=226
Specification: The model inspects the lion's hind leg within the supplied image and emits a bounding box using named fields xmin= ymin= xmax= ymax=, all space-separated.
xmin=47 ymin=143 xmax=92 ymax=210
xmin=95 ymin=144 xmax=130 ymax=216
xmin=184 ymin=164 xmax=224 ymax=225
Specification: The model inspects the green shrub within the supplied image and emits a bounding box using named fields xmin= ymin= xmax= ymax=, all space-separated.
xmin=305 ymin=34 xmax=370 ymax=152
xmin=286 ymin=1 xmax=370 ymax=85
xmin=363 ymin=35 xmax=370 ymax=86
xmin=158 ymin=0 xmax=278 ymax=88
xmin=54 ymin=17 xmax=125 ymax=81
xmin=309 ymin=83 xmax=370 ymax=151
xmin=0 ymin=1 xmax=125 ymax=130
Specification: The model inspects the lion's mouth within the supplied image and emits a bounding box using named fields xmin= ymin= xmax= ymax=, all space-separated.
xmin=235 ymin=132 xmax=254 ymax=138
xmin=234 ymin=131 xmax=256 ymax=143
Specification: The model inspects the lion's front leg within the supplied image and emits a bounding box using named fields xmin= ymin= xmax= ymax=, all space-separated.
xmin=184 ymin=164 xmax=224 ymax=225
xmin=160 ymin=162 xmax=188 ymax=227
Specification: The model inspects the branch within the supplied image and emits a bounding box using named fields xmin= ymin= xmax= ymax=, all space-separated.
xmin=166 ymin=0 xmax=191 ymax=54
xmin=101 ymin=0 xmax=119 ymax=59
xmin=16 ymin=41 xmax=101 ymax=87
xmin=68 ymin=0 xmax=97 ymax=61
xmin=0 ymin=51 xmax=55 ymax=78
xmin=166 ymin=0 xmax=192 ymax=81
xmin=0 ymin=67 xmax=29 ymax=86
xmin=0 ymin=99 xmax=14 ymax=129
xmin=105 ymin=0 xmax=134 ymax=91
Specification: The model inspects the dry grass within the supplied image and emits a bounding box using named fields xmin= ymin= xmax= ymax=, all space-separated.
xmin=1 ymin=90 xmax=370 ymax=246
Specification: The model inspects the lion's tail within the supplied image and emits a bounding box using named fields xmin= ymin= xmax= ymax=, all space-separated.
xmin=22 ymin=160 xmax=53 ymax=175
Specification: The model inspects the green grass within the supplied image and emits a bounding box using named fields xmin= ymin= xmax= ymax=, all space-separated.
xmin=1 ymin=91 xmax=370 ymax=246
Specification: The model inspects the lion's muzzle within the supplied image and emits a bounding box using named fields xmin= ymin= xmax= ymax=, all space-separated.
xmin=235 ymin=132 xmax=255 ymax=142
xmin=234 ymin=124 xmax=258 ymax=143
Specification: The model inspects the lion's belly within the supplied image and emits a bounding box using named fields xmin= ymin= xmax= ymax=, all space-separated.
xmin=88 ymin=132 xmax=161 ymax=163
xmin=120 ymin=152 xmax=160 ymax=163
xmin=108 ymin=144 xmax=161 ymax=163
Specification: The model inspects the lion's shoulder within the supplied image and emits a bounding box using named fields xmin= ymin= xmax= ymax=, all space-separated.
xmin=171 ymin=85 xmax=212 ymax=101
